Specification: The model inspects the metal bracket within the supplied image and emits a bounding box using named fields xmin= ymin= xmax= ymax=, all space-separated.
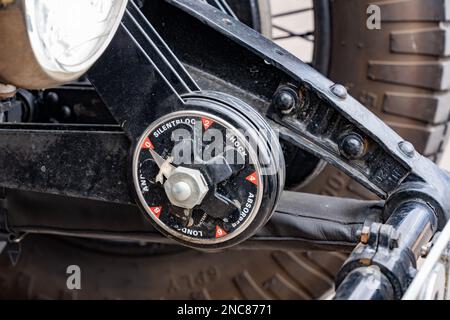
xmin=336 ymin=200 xmax=437 ymax=299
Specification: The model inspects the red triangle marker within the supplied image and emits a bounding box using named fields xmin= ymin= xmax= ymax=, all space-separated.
xmin=149 ymin=206 xmax=162 ymax=219
xmin=215 ymin=226 xmax=227 ymax=238
xmin=202 ymin=118 xmax=214 ymax=131
xmin=245 ymin=172 xmax=258 ymax=185
xmin=142 ymin=137 xmax=154 ymax=150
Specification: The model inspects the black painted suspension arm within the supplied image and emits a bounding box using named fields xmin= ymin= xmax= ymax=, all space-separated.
xmin=2 ymin=0 xmax=448 ymax=214
xmin=162 ymin=0 xmax=450 ymax=213
xmin=143 ymin=1 xmax=450 ymax=298
xmin=86 ymin=0 xmax=450 ymax=299
xmin=91 ymin=0 xmax=450 ymax=218
xmin=0 ymin=0 xmax=449 ymax=299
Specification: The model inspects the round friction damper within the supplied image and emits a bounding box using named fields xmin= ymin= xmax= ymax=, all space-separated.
xmin=132 ymin=93 xmax=285 ymax=250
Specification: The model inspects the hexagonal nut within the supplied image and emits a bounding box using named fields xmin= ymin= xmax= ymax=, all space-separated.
xmin=164 ymin=167 xmax=209 ymax=209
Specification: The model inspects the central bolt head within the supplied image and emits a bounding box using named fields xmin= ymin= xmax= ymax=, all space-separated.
xmin=171 ymin=181 xmax=192 ymax=202
xmin=164 ymin=167 xmax=209 ymax=209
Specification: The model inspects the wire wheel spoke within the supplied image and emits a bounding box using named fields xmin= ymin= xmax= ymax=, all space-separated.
xmin=270 ymin=1 xmax=316 ymax=63
xmin=272 ymin=7 xmax=313 ymax=18
xmin=272 ymin=24 xmax=314 ymax=41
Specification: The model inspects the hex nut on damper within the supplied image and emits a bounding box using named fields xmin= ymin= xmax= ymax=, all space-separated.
xmin=164 ymin=166 xmax=209 ymax=209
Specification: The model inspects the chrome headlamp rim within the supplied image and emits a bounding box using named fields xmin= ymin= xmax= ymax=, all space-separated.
xmin=0 ymin=0 xmax=128 ymax=89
